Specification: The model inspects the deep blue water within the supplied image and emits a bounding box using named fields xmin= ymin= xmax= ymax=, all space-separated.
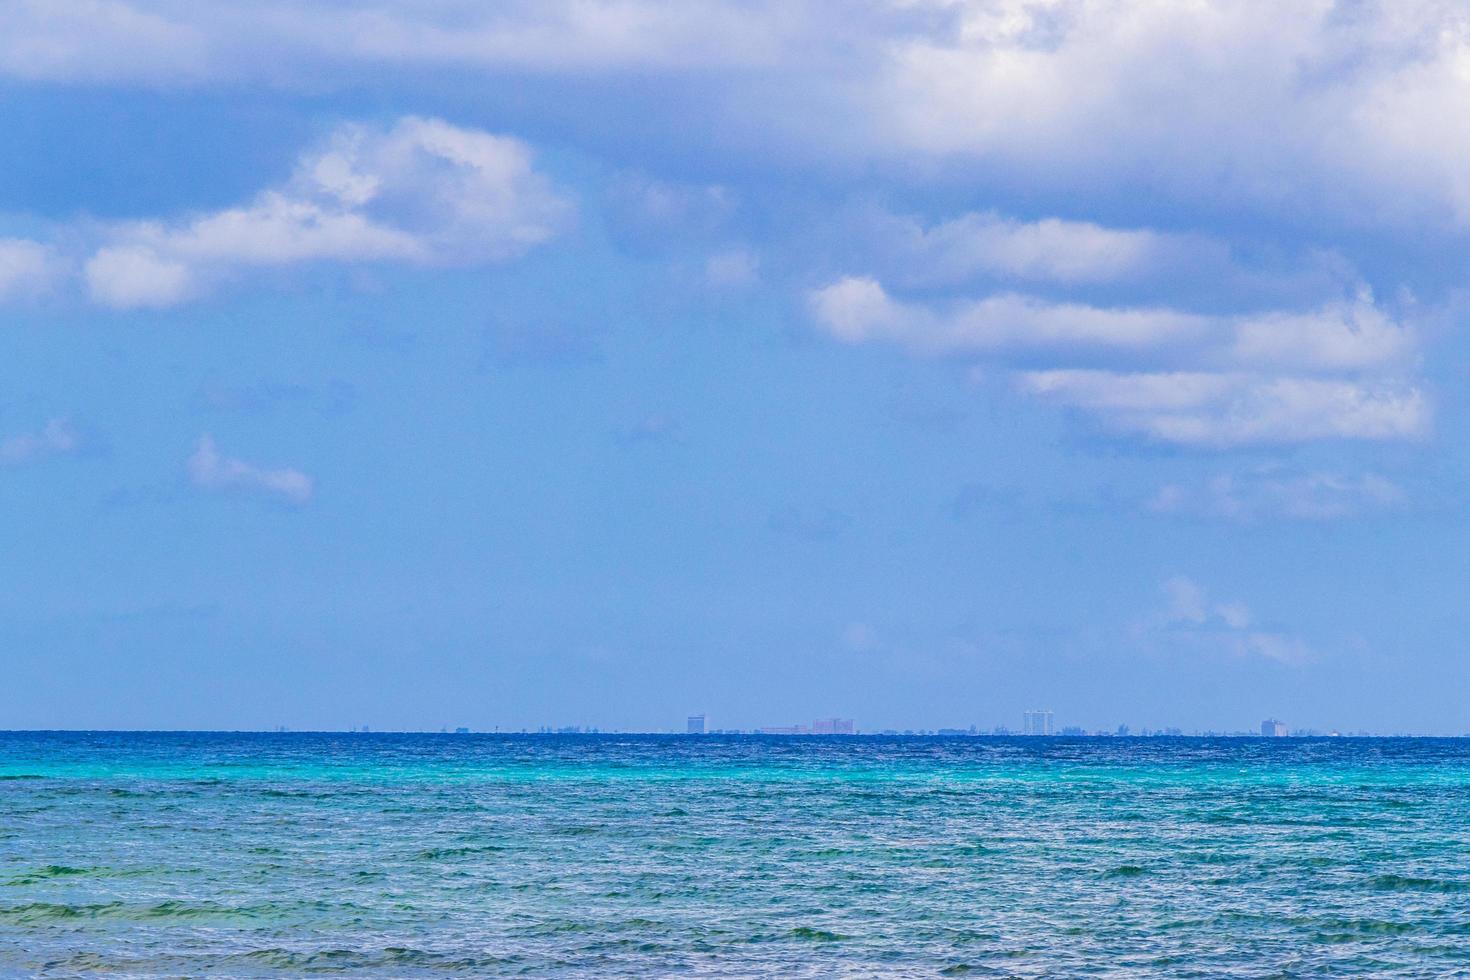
xmin=4 ymin=733 xmax=1470 ymax=977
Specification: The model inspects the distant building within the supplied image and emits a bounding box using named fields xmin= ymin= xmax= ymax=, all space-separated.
xmin=812 ymin=717 xmax=855 ymax=735
xmin=1022 ymin=709 xmax=1055 ymax=736
xmin=686 ymin=714 xmax=706 ymax=735
xmin=758 ymin=725 xmax=808 ymax=735
xmin=1261 ymin=719 xmax=1288 ymax=737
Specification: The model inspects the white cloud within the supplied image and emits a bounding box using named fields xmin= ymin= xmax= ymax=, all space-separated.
xmin=0 ymin=239 xmax=64 ymax=301
xmin=886 ymin=210 xmax=1178 ymax=286
xmin=0 ymin=418 xmax=80 ymax=465
xmin=187 ymin=434 xmax=313 ymax=504
xmin=84 ymin=116 xmax=572 ymax=308
xmin=1150 ymin=469 xmax=1406 ymax=522
xmin=871 ymin=1 xmax=1470 ymax=227
xmin=85 ymin=245 xmax=192 ymax=309
xmin=809 ymin=275 xmax=1424 ymax=446
xmin=0 ymin=1 xmax=816 ymax=82
xmin=1019 ymin=370 xmax=1427 ymax=447
xmin=0 ymin=0 xmax=209 ymax=84
xmin=1228 ymin=293 xmax=1416 ymax=373
xmin=265 ymin=1 xmax=814 ymax=74
xmin=10 ymin=3 xmax=1470 ymax=229
xmin=811 ymin=278 xmax=1415 ymax=372
xmin=1144 ymin=576 xmax=1311 ymax=666
xmin=810 ymin=276 xmax=1204 ymax=355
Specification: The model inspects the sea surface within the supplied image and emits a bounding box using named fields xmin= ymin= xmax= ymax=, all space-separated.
xmin=3 ymin=733 xmax=1470 ymax=977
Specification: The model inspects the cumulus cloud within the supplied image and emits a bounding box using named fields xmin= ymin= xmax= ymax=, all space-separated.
xmin=1228 ymin=294 xmax=1416 ymax=373
xmin=881 ymin=211 xmax=1181 ymax=286
xmin=871 ymin=1 xmax=1470 ymax=227
xmin=83 ymin=116 xmax=571 ymax=308
xmin=85 ymin=245 xmax=192 ymax=309
xmin=0 ymin=418 xmax=80 ymax=465
xmin=1149 ymin=469 xmax=1406 ymax=523
xmin=811 ymin=276 xmax=1204 ymax=355
xmin=810 ymin=275 xmax=1424 ymax=446
xmin=187 ymin=435 xmax=313 ymax=504
xmin=811 ymin=278 xmax=1414 ymax=370
xmin=1141 ymin=576 xmax=1311 ymax=666
xmin=1019 ymin=370 xmax=1426 ymax=447
xmin=0 ymin=239 xmax=64 ymax=301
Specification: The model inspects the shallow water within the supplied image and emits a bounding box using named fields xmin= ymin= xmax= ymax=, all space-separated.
xmin=3 ymin=733 xmax=1470 ymax=977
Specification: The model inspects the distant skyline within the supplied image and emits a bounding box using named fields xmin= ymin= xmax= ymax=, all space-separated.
xmin=4 ymin=3 xmax=1470 ymax=733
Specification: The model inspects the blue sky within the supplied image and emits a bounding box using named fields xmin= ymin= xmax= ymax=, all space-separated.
xmin=2 ymin=0 xmax=1469 ymax=733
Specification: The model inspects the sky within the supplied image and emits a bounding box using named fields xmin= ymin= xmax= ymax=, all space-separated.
xmin=3 ymin=0 xmax=1470 ymax=734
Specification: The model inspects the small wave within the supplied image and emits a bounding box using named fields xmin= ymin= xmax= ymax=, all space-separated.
xmin=1368 ymin=874 xmax=1470 ymax=893
xmin=516 ymin=920 xmax=597 ymax=936
xmin=1312 ymin=916 xmax=1417 ymax=937
xmin=1103 ymin=864 xmax=1148 ymax=878
xmin=416 ymin=844 xmax=507 ymax=860
xmin=234 ymin=946 xmax=517 ymax=970
xmin=621 ymin=918 xmax=661 ymax=929
xmin=787 ymin=926 xmax=847 ymax=942
xmin=240 ymin=948 xmax=359 ymax=969
xmin=3 ymin=899 xmax=285 ymax=923
xmin=140 ymin=900 xmax=244 ymax=920
xmin=1178 ymin=850 xmax=1243 ymax=865
xmin=5 ymin=865 xmax=93 ymax=885
xmin=1 ymin=901 xmax=123 ymax=923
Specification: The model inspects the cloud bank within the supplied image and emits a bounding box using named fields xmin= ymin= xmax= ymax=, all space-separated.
xmin=8 ymin=2 xmax=1470 ymax=229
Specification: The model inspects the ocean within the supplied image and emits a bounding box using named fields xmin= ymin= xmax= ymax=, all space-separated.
xmin=2 ymin=733 xmax=1469 ymax=977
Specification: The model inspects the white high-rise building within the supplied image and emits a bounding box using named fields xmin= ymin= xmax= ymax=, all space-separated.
xmin=687 ymin=714 xmax=706 ymax=734
xmin=1261 ymin=719 xmax=1287 ymax=737
xmin=1022 ymin=709 xmax=1055 ymax=736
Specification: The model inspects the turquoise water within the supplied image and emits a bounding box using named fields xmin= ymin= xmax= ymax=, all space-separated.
xmin=4 ymin=734 xmax=1470 ymax=977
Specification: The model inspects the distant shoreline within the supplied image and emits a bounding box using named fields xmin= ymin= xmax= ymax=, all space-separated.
xmin=0 ymin=730 xmax=1462 ymax=739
